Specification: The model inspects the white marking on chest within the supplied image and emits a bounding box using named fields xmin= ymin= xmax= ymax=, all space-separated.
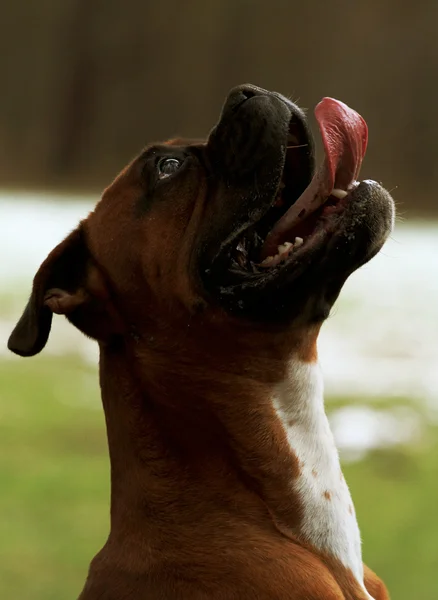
xmin=273 ymin=360 xmax=374 ymax=599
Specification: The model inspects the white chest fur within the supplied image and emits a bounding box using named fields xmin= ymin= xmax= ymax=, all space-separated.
xmin=273 ymin=360 xmax=373 ymax=598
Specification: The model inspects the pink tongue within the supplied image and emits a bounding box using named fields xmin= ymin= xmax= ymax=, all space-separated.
xmin=316 ymin=97 xmax=368 ymax=189
xmin=262 ymin=97 xmax=368 ymax=257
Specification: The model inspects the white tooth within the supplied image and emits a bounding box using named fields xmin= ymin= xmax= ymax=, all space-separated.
xmin=294 ymin=236 xmax=304 ymax=248
xmin=331 ymin=188 xmax=348 ymax=199
xmin=277 ymin=241 xmax=293 ymax=255
xmin=259 ymin=256 xmax=275 ymax=267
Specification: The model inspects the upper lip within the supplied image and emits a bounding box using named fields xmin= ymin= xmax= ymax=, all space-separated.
xmin=210 ymin=104 xmax=316 ymax=273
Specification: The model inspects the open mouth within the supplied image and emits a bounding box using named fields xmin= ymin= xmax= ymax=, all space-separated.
xmin=228 ymin=97 xmax=368 ymax=275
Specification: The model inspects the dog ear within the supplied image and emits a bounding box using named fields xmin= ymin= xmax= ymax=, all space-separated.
xmin=8 ymin=224 xmax=117 ymax=357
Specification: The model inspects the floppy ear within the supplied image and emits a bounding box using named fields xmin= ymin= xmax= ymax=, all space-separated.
xmin=8 ymin=224 xmax=117 ymax=357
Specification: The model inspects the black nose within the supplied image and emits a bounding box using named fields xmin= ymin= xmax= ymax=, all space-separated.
xmin=224 ymin=84 xmax=270 ymax=112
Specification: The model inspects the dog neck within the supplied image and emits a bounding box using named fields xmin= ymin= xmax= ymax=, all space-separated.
xmin=97 ymin=331 xmax=372 ymax=598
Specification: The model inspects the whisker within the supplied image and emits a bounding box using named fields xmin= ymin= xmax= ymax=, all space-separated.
xmin=286 ymin=144 xmax=308 ymax=149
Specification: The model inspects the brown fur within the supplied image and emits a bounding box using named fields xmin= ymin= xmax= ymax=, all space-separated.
xmin=9 ymin=132 xmax=389 ymax=598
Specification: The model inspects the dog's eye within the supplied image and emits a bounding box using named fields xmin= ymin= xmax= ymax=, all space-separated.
xmin=157 ymin=157 xmax=182 ymax=179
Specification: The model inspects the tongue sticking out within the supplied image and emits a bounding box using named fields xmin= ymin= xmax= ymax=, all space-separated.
xmin=261 ymin=98 xmax=368 ymax=259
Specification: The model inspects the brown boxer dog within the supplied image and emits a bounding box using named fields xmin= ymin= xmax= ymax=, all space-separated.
xmin=9 ymin=85 xmax=393 ymax=599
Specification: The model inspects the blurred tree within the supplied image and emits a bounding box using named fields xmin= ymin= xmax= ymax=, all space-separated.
xmin=0 ymin=0 xmax=436 ymax=214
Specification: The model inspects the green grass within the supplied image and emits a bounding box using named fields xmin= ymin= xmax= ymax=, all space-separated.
xmin=0 ymin=355 xmax=108 ymax=600
xmin=346 ymin=446 xmax=438 ymax=599
xmin=0 ymin=354 xmax=437 ymax=599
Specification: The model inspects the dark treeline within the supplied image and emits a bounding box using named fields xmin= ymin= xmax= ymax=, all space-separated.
xmin=1 ymin=0 xmax=436 ymax=214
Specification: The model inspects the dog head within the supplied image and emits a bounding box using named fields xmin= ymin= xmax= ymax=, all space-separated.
xmin=8 ymin=85 xmax=394 ymax=359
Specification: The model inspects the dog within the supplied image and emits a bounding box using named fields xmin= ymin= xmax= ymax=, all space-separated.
xmin=9 ymin=85 xmax=394 ymax=599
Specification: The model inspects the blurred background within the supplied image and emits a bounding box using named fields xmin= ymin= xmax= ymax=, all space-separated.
xmin=1 ymin=1 xmax=438 ymax=599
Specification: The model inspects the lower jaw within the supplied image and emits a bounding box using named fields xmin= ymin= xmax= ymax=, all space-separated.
xmin=239 ymin=196 xmax=345 ymax=273
xmin=258 ymin=186 xmax=351 ymax=268
xmin=210 ymin=179 xmax=378 ymax=295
